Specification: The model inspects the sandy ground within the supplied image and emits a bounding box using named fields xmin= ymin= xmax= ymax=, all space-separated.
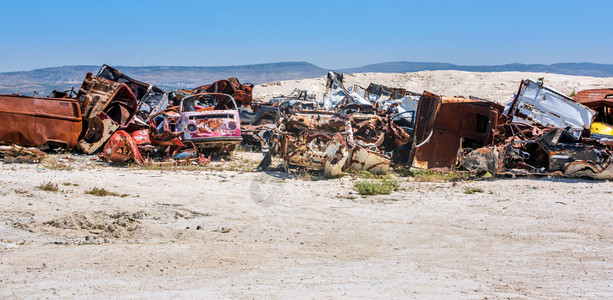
xmin=254 ymin=70 xmax=613 ymax=104
xmin=1 ymin=151 xmax=612 ymax=299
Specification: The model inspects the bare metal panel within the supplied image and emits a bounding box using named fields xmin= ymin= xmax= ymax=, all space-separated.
xmin=506 ymin=79 xmax=595 ymax=138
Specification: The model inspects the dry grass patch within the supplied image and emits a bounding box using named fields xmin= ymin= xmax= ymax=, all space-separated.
xmin=36 ymin=181 xmax=59 ymax=192
xmin=85 ymin=187 xmax=129 ymax=198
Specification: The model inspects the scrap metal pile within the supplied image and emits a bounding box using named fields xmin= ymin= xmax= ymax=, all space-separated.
xmin=251 ymin=71 xmax=412 ymax=176
xmin=0 ymin=65 xmax=250 ymax=165
xmin=246 ymin=71 xmax=613 ymax=180
xmin=2 ymin=66 xmax=613 ymax=180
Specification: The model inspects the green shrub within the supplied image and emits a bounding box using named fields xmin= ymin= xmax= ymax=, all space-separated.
xmin=395 ymin=167 xmax=471 ymax=182
xmin=464 ymin=187 xmax=484 ymax=194
xmin=355 ymin=179 xmax=399 ymax=196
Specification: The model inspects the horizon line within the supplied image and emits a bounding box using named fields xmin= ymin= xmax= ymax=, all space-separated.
xmin=2 ymin=60 xmax=613 ymax=73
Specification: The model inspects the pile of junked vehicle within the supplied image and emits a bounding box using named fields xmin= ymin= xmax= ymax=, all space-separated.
xmin=0 ymin=65 xmax=249 ymax=165
xmin=1 ymin=66 xmax=613 ymax=180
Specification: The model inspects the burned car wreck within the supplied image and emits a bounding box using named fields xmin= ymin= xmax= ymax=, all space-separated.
xmin=456 ymin=80 xmax=613 ymax=179
xmin=192 ymin=77 xmax=254 ymax=108
xmin=0 ymin=65 xmax=247 ymax=165
xmin=573 ymin=88 xmax=613 ymax=140
xmin=255 ymin=71 xmax=411 ymax=177
xmin=265 ymin=73 xmax=613 ymax=180
xmin=461 ymin=123 xmax=613 ymax=179
xmin=408 ymin=92 xmax=505 ymax=172
xmin=76 ymin=72 xmax=138 ymax=154
xmin=273 ymin=109 xmax=402 ymax=177
xmin=151 ymin=93 xmax=242 ymax=155
xmin=96 ymin=64 xmax=168 ymax=123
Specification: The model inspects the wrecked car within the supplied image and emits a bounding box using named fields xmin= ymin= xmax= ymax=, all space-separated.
xmin=505 ymin=79 xmax=595 ymax=138
xmin=192 ymin=78 xmax=254 ymax=107
xmin=278 ymin=111 xmax=354 ymax=177
xmin=274 ymin=107 xmax=400 ymax=177
xmin=573 ymin=88 xmax=613 ymax=138
xmin=324 ymin=71 xmax=419 ymax=135
xmin=0 ymin=94 xmax=83 ymax=149
xmin=258 ymin=72 xmax=416 ymax=177
xmin=461 ymin=123 xmax=613 ymax=179
xmin=151 ymin=93 xmax=242 ymax=155
xmin=403 ymin=80 xmax=613 ymax=180
xmin=96 ymin=64 xmax=168 ymax=123
xmin=76 ymin=73 xmax=138 ymax=154
xmin=408 ymin=92 xmax=505 ymax=171
xmin=242 ymin=89 xmax=317 ymax=126
xmin=322 ymin=71 xmax=372 ymax=110
xmin=240 ymin=89 xmax=319 ymax=152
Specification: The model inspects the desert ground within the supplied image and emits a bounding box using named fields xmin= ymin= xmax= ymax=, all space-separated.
xmin=1 ymin=71 xmax=613 ymax=299
xmin=254 ymin=70 xmax=613 ymax=104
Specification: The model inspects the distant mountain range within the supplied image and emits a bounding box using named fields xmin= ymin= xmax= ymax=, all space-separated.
xmin=1 ymin=61 xmax=612 ymax=96
xmin=339 ymin=62 xmax=613 ymax=77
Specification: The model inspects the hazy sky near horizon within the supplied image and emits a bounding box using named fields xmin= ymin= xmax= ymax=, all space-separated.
xmin=0 ymin=0 xmax=611 ymax=72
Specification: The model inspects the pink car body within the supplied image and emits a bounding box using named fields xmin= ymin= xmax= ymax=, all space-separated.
xmin=153 ymin=93 xmax=242 ymax=154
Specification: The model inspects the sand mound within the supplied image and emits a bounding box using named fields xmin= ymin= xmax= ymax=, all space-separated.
xmin=254 ymin=70 xmax=613 ymax=104
xmin=42 ymin=211 xmax=147 ymax=239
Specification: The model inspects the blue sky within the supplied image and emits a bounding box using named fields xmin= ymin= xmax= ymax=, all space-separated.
xmin=0 ymin=0 xmax=611 ymax=72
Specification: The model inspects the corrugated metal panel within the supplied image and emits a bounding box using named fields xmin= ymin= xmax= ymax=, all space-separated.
xmin=574 ymin=88 xmax=613 ymax=103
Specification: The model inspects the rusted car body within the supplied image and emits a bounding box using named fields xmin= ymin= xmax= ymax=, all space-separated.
xmin=279 ymin=111 xmax=335 ymax=161
xmin=461 ymin=123 xmax=613 ymax=179
xmin=350 ymin=111 xmax=411 ymax=153
xmin=281 ymin=130 xmax=350 ymax=177
xmin=500 ymin=127 xmax=613 ymax=178
xmin=276 ymin=108 xmax=396 ymax=176
xmin=409 ymin=92 xmax=505 ymax=171
xmin=76 ymin=73 xmax=138 ymax=154
xmin=102 ymin=130 xmax=145 ymax=165
xmin=280 ymin=133 xmax=392 ymax=177
xmin=240 ymin=89 xmax=319 ymax=152
xmin=96 ymin=65 xmax=168 ymax=122
xmin=269 ymin=75 xmax=412 ymax=176
xmin=573 ymin=88 xmax=613 ymax=138
xmin=405 ymin=82 xmax=613 ymax=180
xmin=506 ymin=79 xmax=595 ymax=138
xmin=192 ymin=78 xmax=254 ymax=107
xmin=324 ymin=72 xmax=419 ymax=134
xmin=0 ymin=94 xmax=82 ymax=149
xmin=152 ymin=93 xmax=242 ymax=154
xmin=459 ymin=80 xmax=613 ymax=179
